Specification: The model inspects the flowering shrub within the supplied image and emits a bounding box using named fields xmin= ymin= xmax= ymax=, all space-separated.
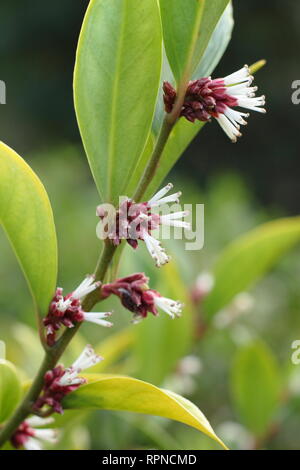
xmin=4 ymin=0 xmax=299 ymax=451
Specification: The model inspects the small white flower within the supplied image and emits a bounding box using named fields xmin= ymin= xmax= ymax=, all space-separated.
xmin=154 ymin=295 xmax=183 ymax=319
xmin=54 ymin=275 xmax=101 ymax=313
xmin=223 ymin=65 xmax=253 ymax=85
xmin=216 ymin=64 xmax=266 ymax=142
xmin=160 ymin=210 xmax=191 ymax=229
xmin=58 ymin=345 xmax=103 ymax=386
xmin=142 ymin=184 xmax=190 ymax=267
xmin=23 ymin=416 xmax=58 ymax=451
xmin=71 ymin=275 xmax=101 ymax=300
xmin=148 ymin=183 xmax=182 ymax=208
xmin=143 ymin=231 xmax=170 ymax=268
xmin=195 ymin=272 xmax=215 ymax=296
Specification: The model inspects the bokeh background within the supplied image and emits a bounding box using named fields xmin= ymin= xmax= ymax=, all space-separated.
xmin=1 ymin=0 xmax=300 ymax=450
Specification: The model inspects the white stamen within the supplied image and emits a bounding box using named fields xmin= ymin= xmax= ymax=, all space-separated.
xmin=223 ymin=65 xmax=251 ymax=86
xmin=83 ymin=311 xmax=113 ymax=328
xmin=216 ymin=114 xmax=242 ymax=142
xmin=55 ymin=297 xmax=72 ymax=313
xmin=224 ymin=107 xmax=249 ymax=126
xmin=27 ymin=416 xmax=55 ymax=428
xmin=72 ymin=275 xmax=101 ymax=300
xmin=154 ymin=296 xmax=183 ymax=319
xmin=236 ymin=95 xmax=266 ymax=113
xmin=58 ymin=345 xmax=103 ymax=386
xmin=237 ymin=95 xmax=265 ymax=106
xmin=148 ymin=183 xmax=173 ymax=205
xmin=24 ymin=437 xmax=42 ymax=451
xmin=149 ymin=192 xmax=182 ymax=208
xmin=161 ymin=211 xmax=191 ymax=229
xmin=57 ymin=368 xmax=85 ymax=386
xmin=33 ymin=428 xmax=58 ymax=444
xmin=23 ymin=418 xmax=59 ymax=450
xmin=161 ymin=210 xmax=189 ymax=220
xmin=228 ymin=83 xmax=258 ymax=97
xmin=214 ymin=66 xmax=266 ymax=141
xmin=143 ymin=231 xmax=170 ymax=268
xmin=71 ymin=344 xmax=103 ymax=372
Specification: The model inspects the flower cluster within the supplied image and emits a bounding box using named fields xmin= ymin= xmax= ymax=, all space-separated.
xmin=44 ymin=275 xmax=113 ymax=346
xmin=34 ymin=345 xmax=102 ymax=414
xmin=11 ymin=416 xmax=58 ymax=450
xmin=191 ymin=272 xmax=215 ymax=304
xmin=102 ymin=273 xmax=182 ymax=322
xmin=96 ymin=183 xmax=190 ymax=267
xmin=163 ymin=65 xmax=266 ymax=142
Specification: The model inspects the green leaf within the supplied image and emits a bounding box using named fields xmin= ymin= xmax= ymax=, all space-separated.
xmin=142 ymin=3 xmax=234 ymax=199
xmin=231 ymin=342 xmax=280 ymax=437
xmin=74 ymin=0 xmax=162 ymax=204
xmin=63 ymin=374 xmax=228 ymax=449
xmin=159 ymin=0 xmax=230 ymax=83
xmin=204 ymin=217 xmax=300 ymax=317
xmin=0 ymin=359 xmax=22 ymax=423
xmin=192 ymin=2 xmax=234 ymax=79
xmin=0 ymin=142 xmax=57 ymax=315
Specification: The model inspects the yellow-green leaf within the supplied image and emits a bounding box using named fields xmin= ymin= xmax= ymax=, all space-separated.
xmin=63 ymin=374 xmax=228 ymax=449
xmin=204 ymin=217 xmax=300 ymax=317
xmin=0 ymin=359 xmax=22 ymax=423
xmin=0 ymin=142 xmax=57 ymax=315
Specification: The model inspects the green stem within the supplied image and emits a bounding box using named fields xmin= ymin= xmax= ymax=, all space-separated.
xmin=0 ymin=241 xmax=116 ymax=448
xmin=133 ymin=79 xmax=189 ymax=203
xmin=133 ymin=118 xmax=173 ymax=202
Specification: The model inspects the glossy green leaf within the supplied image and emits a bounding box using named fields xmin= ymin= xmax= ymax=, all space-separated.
xmin=0 ymin=142 xmax=57 ymax=315
xmin=0 ymin=359 xmax=22 ymax=423
xmin=204 ymin=217 xmax=300 ymax=317
xmin=192 ymin=2 xmax=234 ymax=79
xmin=74 ymin=0 xmax=162 ymax=204
xmin=63 ymin=374 xmax=228 ymax=449
xmin=159 ymin=0 xmax=230 ymax=83
xmin=231 ymin=342 xmax=280 ymax=437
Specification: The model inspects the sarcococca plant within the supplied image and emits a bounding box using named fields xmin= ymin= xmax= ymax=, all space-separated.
xmin=0 ymin=0 xmax=270 ymax=450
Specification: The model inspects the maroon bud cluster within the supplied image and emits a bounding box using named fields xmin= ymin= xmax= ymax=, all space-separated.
xmin=43 ymin=288 xmax=86 ymax=346
xmin=34 ymin=366 xmax=84 ymax=415
xmin=163 ymin=79 xmax=238 ymax=123
xmin=97 ymin=199 xmax=160 ymax=249
xmin=10 ymin=421 xmax=35 ymax=449
xmin=102 ymin=273 xmax=160 ymax=320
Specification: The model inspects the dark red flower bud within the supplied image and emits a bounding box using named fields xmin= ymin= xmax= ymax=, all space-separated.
xmin=102 ymin=273 xmax=182 ymax=322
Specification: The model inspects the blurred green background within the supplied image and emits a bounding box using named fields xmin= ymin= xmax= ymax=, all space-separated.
xmin=1 ymin=0 xmax=300 ymax=450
